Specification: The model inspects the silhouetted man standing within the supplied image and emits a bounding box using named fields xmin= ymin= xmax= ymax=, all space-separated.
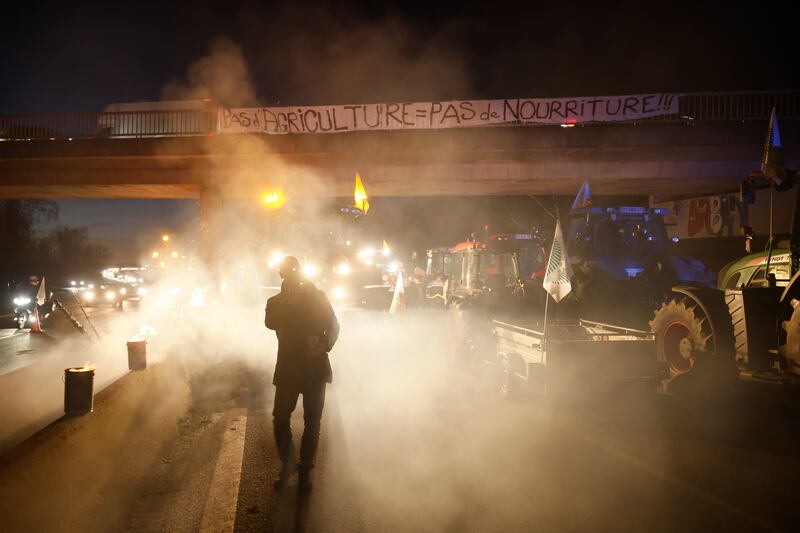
xmin=265 ymin=256 xmax=339 ymax=492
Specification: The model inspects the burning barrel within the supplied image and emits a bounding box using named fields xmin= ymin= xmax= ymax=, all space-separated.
xmin=127 ymin=338 xmax=147 ymax=370
xmin=64 ymin=366 xmax=94 ymax=416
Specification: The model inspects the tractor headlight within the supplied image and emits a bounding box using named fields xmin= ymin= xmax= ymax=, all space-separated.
xmin=105 ymin=290 xmax=116 ymax=301
xmin=13 ymin=296 xmax=31 ymax=306
xmin=84 ymin=291 xmax=95 ymax=301
xmin=336 ymin=263 xmax=351 ymax=276
xmin=332 ymin=286 xmax=347 ymax=301
xmin=119 ymin=287 xmax=127 ymax=295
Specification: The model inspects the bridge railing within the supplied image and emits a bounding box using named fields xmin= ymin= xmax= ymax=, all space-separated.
xmin=0 ymin=110 xmax=217 ymax=140
xmin=1 ymin=90 xmax=798 ymax=140
xmin=643 ymin=90 xmax=800 ymax=123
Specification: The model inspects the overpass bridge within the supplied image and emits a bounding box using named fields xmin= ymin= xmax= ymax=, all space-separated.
xmin=1 ymin=90 xmax=798 ymax=202
xmin=2 ymin=91 xmax=799 ymax=261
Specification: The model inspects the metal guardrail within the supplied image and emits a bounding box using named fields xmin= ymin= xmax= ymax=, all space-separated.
xmin=1 ymin=90 xmax=798 ymax=140
xmin=0 ymin=110 xmax=217 ymax=140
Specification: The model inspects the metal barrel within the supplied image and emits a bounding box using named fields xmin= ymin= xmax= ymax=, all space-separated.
xmin=64 ymin=367 xmax=94 ymax=416
xmin=127 ymin=340 xmax=147 ymax=371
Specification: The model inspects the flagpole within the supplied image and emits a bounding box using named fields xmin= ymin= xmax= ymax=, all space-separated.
xmin=542 ymin=291 xmax=550 ymax=353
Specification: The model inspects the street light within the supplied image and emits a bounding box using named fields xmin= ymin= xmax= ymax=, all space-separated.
xmin=263 ymin=189 xmax=285 ymax=209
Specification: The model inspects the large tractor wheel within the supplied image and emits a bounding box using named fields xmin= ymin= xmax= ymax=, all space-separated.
xmin=779 ymin=298 xmax=800 ymax=377
xmin=650 ymin=295 xmax=732 ymax=377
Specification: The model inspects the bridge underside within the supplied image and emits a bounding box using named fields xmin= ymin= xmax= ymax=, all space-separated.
xmin=0 ymin=123 xmax=797 ymax=200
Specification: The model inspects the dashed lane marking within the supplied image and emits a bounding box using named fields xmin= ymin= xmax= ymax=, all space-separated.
xmin=199 ymin=408 xmax=248 ymax=533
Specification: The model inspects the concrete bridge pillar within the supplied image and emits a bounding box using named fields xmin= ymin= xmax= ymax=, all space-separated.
xmin=199 ymin=186 xmax=223 ymax=278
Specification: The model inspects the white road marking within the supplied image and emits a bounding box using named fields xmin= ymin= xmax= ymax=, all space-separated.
xmin=199 ymin=408 xmax=248 ymax=533
xmin=0 ymin=330 xmax=22 ymax=341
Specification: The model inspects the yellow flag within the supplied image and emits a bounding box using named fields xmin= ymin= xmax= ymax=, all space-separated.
xmin=354 ymin=172 xmax=369 ymax=214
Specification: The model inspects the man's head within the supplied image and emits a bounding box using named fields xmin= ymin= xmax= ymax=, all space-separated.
xmin=28 ymin=275 xmax=39 ymax=286
xmin=278 ymin=256 xmax=302 ymax=283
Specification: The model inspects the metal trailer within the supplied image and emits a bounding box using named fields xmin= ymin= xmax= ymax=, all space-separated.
xmin=492 ymin=318 xmax=656 ymax=400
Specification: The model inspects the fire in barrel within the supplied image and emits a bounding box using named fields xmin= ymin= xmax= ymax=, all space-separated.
xmin=64 ymin=364 xmax=95 ymax=416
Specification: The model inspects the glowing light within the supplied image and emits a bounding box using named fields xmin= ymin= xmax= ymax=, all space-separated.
xmin=13 ymin=296 xmax=31 ymax=306
xmin=354 ymin=172 xmax=369 ymax=214
xmin=84 ymin=291 xmax=95 ymax=301
xmin=171 ymin=251 xmax=179 ymax=258
xmin=263 ymin=189 xmax=285 ymax=208
xmin=303 ymin=263 xmax=319 ymax=277
xmin=138 ymin=287 xmax=147 ymax=296
xmin=345 ymin=240 xmax=352 ymax=246
xmin=388 ymin=262 xmax=399 ymax=273
xmin=332 ymin=286 xmax=347 ymax=301
xmin=336 ymin=263 xmax=351 ymax=276
xmin=162 ymin=234 xmax=170 ymax=242
xmin=70 ymin=280 xmax=76 ymax=286
xmin=169 ymin=287 xmax=180 ymax=296
xmin=120 ymin=287 xmax=127 ymax=295
xmin=365 ymin=258 xmax=373 ymax=266
xmin=152 ymin=251 xmax=159 ymax=259
xmin=88 ymin=284 xmax=95 ymax=289
xmin=105 ymin=290 xmax=116 ymax=300
xmin=382 ymin=240 xmax=391 ymax=257
xmin=159 ymin=261 xmax=166 ymax=268
xmin=189 ymin=288 xmax=205 ymax=307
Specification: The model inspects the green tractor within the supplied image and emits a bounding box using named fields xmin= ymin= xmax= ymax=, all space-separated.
xmin=650 ymin=109 xmax=800 ymax=391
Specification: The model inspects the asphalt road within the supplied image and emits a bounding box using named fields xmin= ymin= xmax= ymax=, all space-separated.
xmin=78 ymin=311 xmax=800 ymax=533
xmin=0 ymin=305 xmax=118 ymax=376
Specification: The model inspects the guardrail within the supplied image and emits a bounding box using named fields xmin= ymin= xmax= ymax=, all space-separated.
xmin=1 ymin=90 xmax=798 ymax=140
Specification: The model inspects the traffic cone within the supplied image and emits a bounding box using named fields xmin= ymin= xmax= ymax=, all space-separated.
xmin=30 ymin=306 xmax=43 ymax=334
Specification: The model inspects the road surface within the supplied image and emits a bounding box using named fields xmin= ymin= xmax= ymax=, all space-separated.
xmin=14 ymin=310 xmax=794 ymax=533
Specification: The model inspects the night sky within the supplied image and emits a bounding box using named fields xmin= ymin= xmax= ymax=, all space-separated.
xmin=2 ymin=0 xmax=797 ymax=261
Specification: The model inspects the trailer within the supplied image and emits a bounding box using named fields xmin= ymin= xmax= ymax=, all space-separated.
xmin=492 ymin=318 xmax=656 ymax=401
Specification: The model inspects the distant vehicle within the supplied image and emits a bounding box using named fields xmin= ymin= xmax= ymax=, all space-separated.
xmin=70 ymin=278 xmax=124 ymax=308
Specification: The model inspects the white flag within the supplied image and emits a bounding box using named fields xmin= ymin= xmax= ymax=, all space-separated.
xmin=389 ymin=271 xmax=406 ymax=315
xmin=542 ymin=221 xmax=573 ymax=303
xmin=571 ymin=181 xmax=591 ymax=210
xmin=36 ymin=276 xmax=47 ymax=306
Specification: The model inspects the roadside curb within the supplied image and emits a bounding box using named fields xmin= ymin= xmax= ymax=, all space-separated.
xmin=0 ymin=354 xmax=192 ymax=532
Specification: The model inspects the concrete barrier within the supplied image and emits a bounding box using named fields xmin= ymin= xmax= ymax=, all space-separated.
xmin=0 ymin=354 xmax=191 ymax=532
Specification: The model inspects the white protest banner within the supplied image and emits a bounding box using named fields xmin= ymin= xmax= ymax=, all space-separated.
xmin=218 ymin=93 xmax=680 ymax=135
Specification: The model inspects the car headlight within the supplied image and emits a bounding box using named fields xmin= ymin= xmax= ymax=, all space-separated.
xmin=13 ymin=296 xmax=31 ymax=306
xmin=84 ymin=291 xmax=95 ymax=301
xmin=105 ymin=290 xmax=116 ymax=300
xmin=332 ymin=286 xmax=347 ymax=301
xmin=119 ymin=287 xmax=127 ymax=295
xmin=336 ymin=263 xmax=351 ymax=276
xmin=189 ymin=289 xmax=205 ymax=307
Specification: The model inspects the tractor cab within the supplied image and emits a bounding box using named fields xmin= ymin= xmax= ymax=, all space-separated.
xmin=488 ymin=232 xmax=547 ymax=280
xmin=446 ymin=241 xmax=523 ymax=308
xmin=568 ymin=206 xmax=670 ymax=269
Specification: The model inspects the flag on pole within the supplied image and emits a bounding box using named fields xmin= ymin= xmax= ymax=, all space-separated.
xmin=354 ymin=172 xmax=370 ymax=214
xmin=542 ymin=221 xmax=573 ymax=303
xmin=761 ymin=107 xmax=785 ymax=183
xmin=571 ymin=181 xmax=591 ymax=210
xmin=36 ymin=276 xmax=47 ymax=306
xmin=389 ymin=271 xmax=406 ymax=315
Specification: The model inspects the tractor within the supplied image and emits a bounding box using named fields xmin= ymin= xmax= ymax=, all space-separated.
xmin=650 ymin=109 xmax=800 ymax=391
